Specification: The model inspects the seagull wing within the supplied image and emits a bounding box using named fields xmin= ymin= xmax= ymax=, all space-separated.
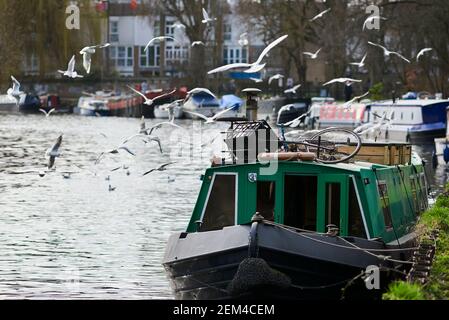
xmin=153 ymin=89 xmax=177 ymax=102
xmin=323 ymin=78 xmax=340 ymax=86
xmin=208 ymin=63 xmax=252 ymax=74
xmin=144 ymin=38 xmax=156 ymax=52
xmin=82 ymin=53 xmax=92 ymax=74
xmin=142 ymin=169 xmax=156 ymax=176
xmin=158 ymin=162 xmax=176 ymax=170
xmin=127 ymin=85 xmax=148 ymax=100
xmin=417 ymin=48 xmax=432 ymax=61
xmin=212 ymin=107 xmax=235 ymax=120
xmin=254 ymin=34 xmax=288 ymax=65
xmin=147 ymin=137 xmax=163 ymax=153
xmin=202 ymin=8 xmax=209 ymax=20
xmin=11 ymin=76 xmax=21 ymax=91
xmin=360 ymin=53 xmax=367 ymax=64
xmin=303 ymin=52 xmax=314 ymax=57
xmin=391 ymin=51 xmax=411 ymax=63
xmin=184 ymin=110 xmax=210 ymax=121
xmin=48 ymin=108 xmax=56 ymax=116
xmin=51 ymin=135 xmax=63 ymax=153
xmin=243 ymin=63 xmax=266 ymax=74
xmin=48 ymin=156 xmax=56 ymax=169
xmin=68 ymin=55 xmax=76 ymax=72
xmin=118 ymin=146 xmax=136 ymax=157
xmin=39 ymin=109 xmax=48 ymax=116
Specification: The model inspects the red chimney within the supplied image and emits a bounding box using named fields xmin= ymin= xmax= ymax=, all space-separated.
xmin=130 ymin=0 xmax=138 ymax=10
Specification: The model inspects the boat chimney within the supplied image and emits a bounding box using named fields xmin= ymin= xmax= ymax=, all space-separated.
xmin=242 ymin=88 xmax=262 ymax=121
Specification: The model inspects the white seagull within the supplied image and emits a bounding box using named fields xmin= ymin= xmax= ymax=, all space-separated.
xmin=79 ymin=43 xmax=110 ymax=74
xmin=268 ymin=74 xmax=284 ymax=85
xmin=46 ymin=135 xmax=63 ymax=169
xmin=368 ymin=41 xmax=411 ymax=63
xmin=350 ymin=53 xmax=367 ymax=68
xmin=250 ymin=77 xmax=263 ymax=83
xmin=342 ymin=91 xmax=370 ymax=109
xmin=284 ymin=84 xmax=302 ymax=94
xmin=39 ymin=108 xmax=56 ymax=118
xmin=208 ymin=34 xmax=288 ymax=75
xmin=191 ymin=41 xmax=205 ymax=47
xmin=145 ymin=36 xmax=176 ymax=52
xmin=185 ymin=88 xmax=217 ymax=100
xmin=7 ymin=76 xmax=24 ymax=105
xmin=202 ymin=8 xmax=217 ymax=24
xmin=303 ymin=48 xmax=322 ymax=59
xmin=238 ymin=33 xmax=249 ymax=46
xmin=283 ymin=110 xmax=312 ymax=128
xmin=310 ymin=8 xmax=331 ymax=22
xmin=323 ymin=78 xmax=362 ymax=86
xmin=143 ymin=162 xmax=176 ymax=176
xmin=95 ymin=145 xmax=136 ymax=165
xmin=184 ymin=107 xmax=235 ymax=124
xmin=416 ymin=48 xmax=433 ymax=61
xmin=127 ymin=85 xmax=176 ymax=106
xmin=362 ymin=16 xmax=387 ymax=30
xmin=58 ymin=55 xmax=84 ymax=78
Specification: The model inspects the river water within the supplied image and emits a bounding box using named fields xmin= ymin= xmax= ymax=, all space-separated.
xmin=0 ymin=114 xmax=447 ymax=299
xmin=0 ymin=114 xmax=227 ymax=299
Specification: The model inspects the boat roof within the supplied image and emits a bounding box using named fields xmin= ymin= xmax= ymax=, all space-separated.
xmin=369 ymin=99 xmax=449 ymax=107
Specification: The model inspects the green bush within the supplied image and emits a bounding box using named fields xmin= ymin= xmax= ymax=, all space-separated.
xmin=383 ymin=282 xmax=425 ymax=300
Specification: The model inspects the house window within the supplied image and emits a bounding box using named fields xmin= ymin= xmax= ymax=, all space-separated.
xmin=110 ymin=46 xmax=133 ymax=68
xmin=200 ymin=174 xmax=237 ymax=232
xmin=165 ymin=20 xmax=175 ymax=37
xmin=377 ymin=181 xmax=393 ymax=230
xmin=165 ymin=45 xmax=189 ymax=64
xmin=110 ymin=21 xmax=119 ymax=42
xmin=140 ymin=46 xmax=160 ymax=67
xmin=223 ymin=47 xmax=248 ymax=65
xmin=224 ymin=23 xmax=232 ymax=41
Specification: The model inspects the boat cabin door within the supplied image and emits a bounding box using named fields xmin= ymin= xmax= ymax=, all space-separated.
xmin=317 ymin=175 xmax=349 ymax=235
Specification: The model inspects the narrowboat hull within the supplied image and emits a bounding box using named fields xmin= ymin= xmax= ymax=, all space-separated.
xmin=163 ymin=223 xmax=413 ymax=300
xmin=360 ymin=124 xmax=445 ymax=144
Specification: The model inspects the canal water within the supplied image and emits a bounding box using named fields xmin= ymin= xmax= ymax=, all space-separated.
xmin=0 ymin=114 xmax=447 ymax=299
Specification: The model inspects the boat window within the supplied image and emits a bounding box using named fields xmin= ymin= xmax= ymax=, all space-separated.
xmin=325 ymin=183 xmax=341 ymax=228
xmin=410 ymin=175 xmax=420 ymax=214
xmin=257 ymin=181 xmax=275 ymax=221
xmin=200 ymin=174 xmax=236 ymax=232
xmin=348 ymin=181 xmax=367 ymax=238
xmin=284 ymin=175 xmax=317 ymax=231
xmin=377 ymin=182 xmax=393 ymax=231
xmin=401 ymin=112 xmax=404 ymax=120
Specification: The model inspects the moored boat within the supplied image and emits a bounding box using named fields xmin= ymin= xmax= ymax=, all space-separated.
xmin=74 ymin=91 xmax=142 ymax=117
xmin=162 ymin=120 xmax=429 ymax=300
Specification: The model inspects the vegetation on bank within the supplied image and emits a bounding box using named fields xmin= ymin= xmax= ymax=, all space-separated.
xmin=383 ymin=186 xmax=449 ymax=300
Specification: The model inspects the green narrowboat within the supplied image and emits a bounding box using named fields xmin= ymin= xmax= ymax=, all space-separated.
xmin=162 ymin=121 xmax=429 ymax=300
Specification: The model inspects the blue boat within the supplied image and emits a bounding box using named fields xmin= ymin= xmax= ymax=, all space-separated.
xmin=362 ymin=99 xmax=449 ymax=144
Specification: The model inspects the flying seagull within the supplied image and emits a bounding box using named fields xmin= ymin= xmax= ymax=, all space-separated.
xmin=185 ymin=88 xmax=217 ymax=101
xmin=362 ymin=16 xmax=387 ymax=30
xmin=95 ymin=146 xmax=136 ymax=165
xmin=127 ymin=85 xmax=176 ymax=106
xmin=268 ymin=74 xmax=284 ymax=85
xmin=303 ymin=48 xmax=322 ymax=59
xmin=145 ymin=36 xmax=176 ymax=52
xmin=238 ymin=33 xmax=249 ymax=46
xmin=184 ymin=107 xmax=235 ymax=124
xmin=208 ymin=34 xmax=288 ymax=75
xmin=283 ymin=110 xmax=312 ymax=128
xmin=191 ymin=41 xmax=205 ymax=47
xmin=46 ymin=135 xmax=63 ymax=169
xmin=368 ymin=41 xmax=411 ymax=63
xmin=342 ymin=91 xmax=370 ymax=109
xmin=323 ymin=78 xmax=362 ymax=86
xmin=202 ymin=8 xmax=217 ymax=24
xmin=350 ymin=53 xmax=367 ymax=68
xmin=79 ymin=43 xmax=110 ymax=74
xmin=58 ymin=55 xmax=84 ymax=78
xmin=7 ymin=76 xmax=24 ymax=105
xmin=250 ymin=77 xmax=263 ymax=83
xmin=310 ymin=8 xmax=331 ymax=22
xmin=284 ymin=84 xmax=302 ymax=94
xmin=39 ymin=108 xmax=56 ymax=118
xmin=143 ymin=162 xmax=176 ymax=176
xmin=416 ymin=48 xmax=433 ymax=61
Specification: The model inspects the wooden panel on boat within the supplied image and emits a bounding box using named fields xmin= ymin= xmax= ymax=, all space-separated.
xmin=338 ymin=144 xmax=412 ymax=165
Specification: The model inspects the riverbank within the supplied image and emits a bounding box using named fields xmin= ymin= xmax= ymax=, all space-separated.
xmin=383 ymin=185 xmax=449 ymax=300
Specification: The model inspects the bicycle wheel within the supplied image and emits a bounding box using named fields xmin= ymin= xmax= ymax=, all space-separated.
xmin=307 ymin=127 xmax=362 ymax=164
